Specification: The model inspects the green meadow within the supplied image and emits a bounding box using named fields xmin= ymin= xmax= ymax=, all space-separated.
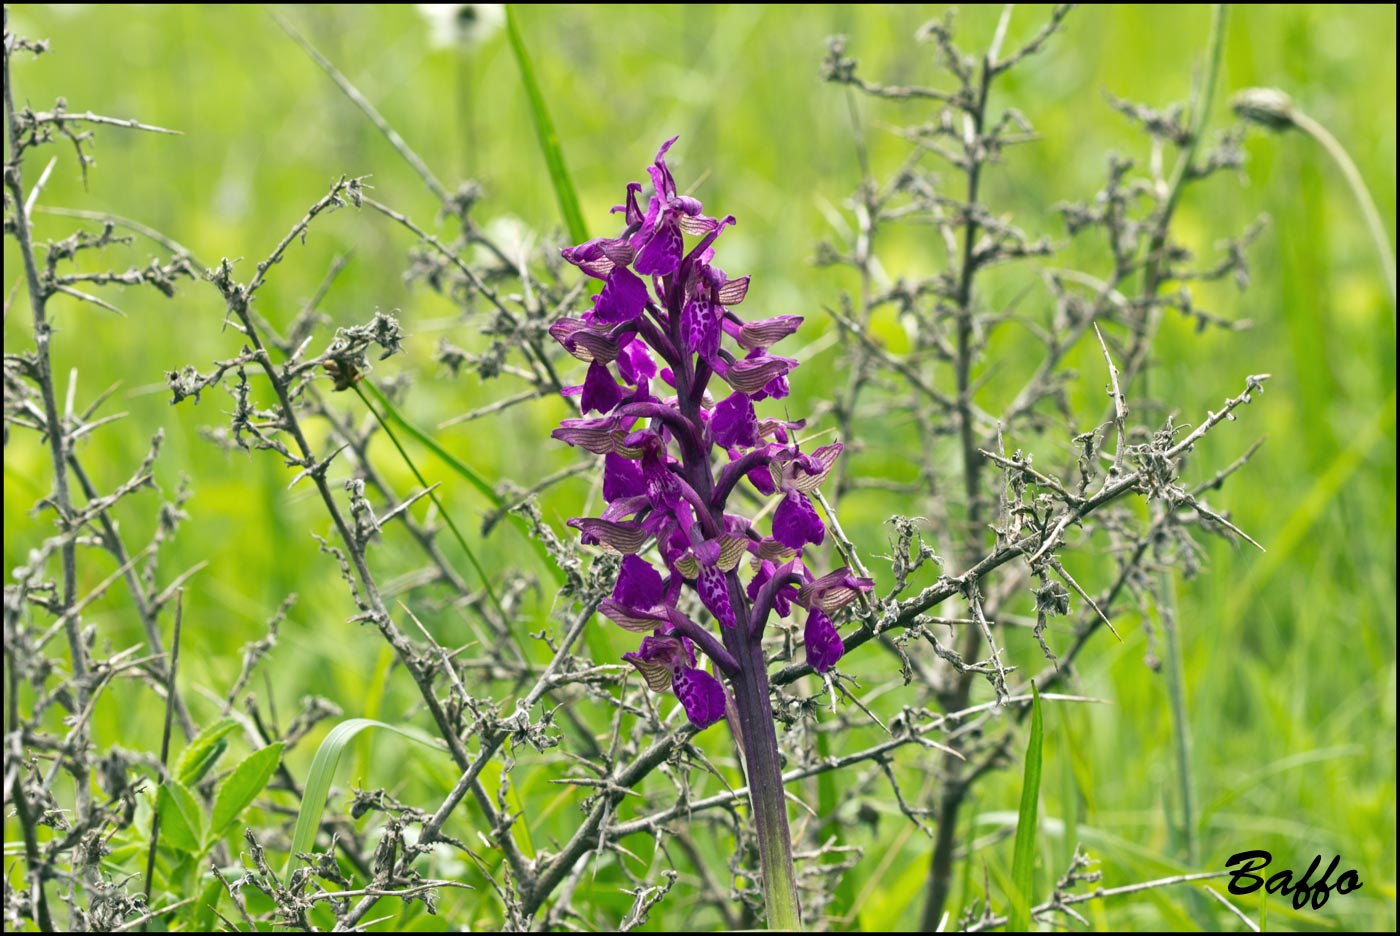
xmin=4 ymin=4 xmax=1394 ymax=931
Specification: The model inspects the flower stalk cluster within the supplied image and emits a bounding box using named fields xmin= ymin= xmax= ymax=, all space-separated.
xmin=550 ymin=137 xmax=871 ymax=928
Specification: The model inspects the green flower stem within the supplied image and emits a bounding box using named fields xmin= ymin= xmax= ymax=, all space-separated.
xmin=1289 ymin=109 xmax=1397 ymax=309
xmin=732 ymin=642 xmax=802 ymax=931
xmin=1162 ymin=5 xmax=1228 ymax=223
xmin=1150 ymin=4 xmax=1229 ymax=867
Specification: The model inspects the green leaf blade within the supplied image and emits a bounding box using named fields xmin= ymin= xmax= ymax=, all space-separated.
xmin=210 ymin=742 xmax=284 ymax=840
xmin=1009 ymin=682 xmax=1045 ymax=932
xmin=286 ymin=718 xmax=445 ymax=882
xmin=192 ymin=874 xmax=225 ymax=933
xmin=175 ymin=716 xmax=239 ymax=786
xmin=360 ymin=379 xmax=564 ymax=587
xmin=156 ymin=780 xmax=204 ymax=854
xmin=505 ymin=5 xmax=588 ymax=245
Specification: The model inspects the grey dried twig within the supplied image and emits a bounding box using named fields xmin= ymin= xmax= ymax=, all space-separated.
xmin=819 ymin=5 xmax=1268 ymax=928
xmin=4 ymin=11 xmax=199 ymax=931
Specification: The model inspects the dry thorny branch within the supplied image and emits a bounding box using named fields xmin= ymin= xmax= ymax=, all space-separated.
xmin=820 ymin=5 xmax=1266 ymax=928
xmin=5 ymin=6 xmax=1274 ymax=932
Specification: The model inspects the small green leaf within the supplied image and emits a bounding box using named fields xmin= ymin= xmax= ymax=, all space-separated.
xmin=286 ymin=719 xmax=445 ymax=882
xmin=210 ymin=742 xmax=284 ymax=839
xmin=176 ymin=717 xmax=239 ymax=786
xmin=104 ymin=840 xmax=147 ymax=866
xmin=156 ymin=780 xmax=204 ymax=854
xmin=192 ymin=872 xmax=224 ymax=933
xmin=1009 ymin=682 xmax=1045 ymax=932
xmin=506 ymin=5 xmax=588 ymax=245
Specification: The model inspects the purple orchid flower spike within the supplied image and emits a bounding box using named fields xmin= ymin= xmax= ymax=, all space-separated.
xmin=548 ymin=138 xmax=872 ymax=931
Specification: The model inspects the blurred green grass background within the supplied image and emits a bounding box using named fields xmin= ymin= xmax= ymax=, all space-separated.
xmin=4 ymin=3 xmax=1395 ymax=931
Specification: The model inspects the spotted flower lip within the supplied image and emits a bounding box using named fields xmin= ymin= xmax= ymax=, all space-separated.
xmin=550 ymin=138 xmax=873 ymax=729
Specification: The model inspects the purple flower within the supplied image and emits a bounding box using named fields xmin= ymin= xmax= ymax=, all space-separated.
xmin=672 ymin=666 xmax=727 ymax=728
xmin=773 ymin=490 xmax=825 ymax=549
xmin=696 ymin=563 xmax=737 ymax=630
xmin=621 ymin=631 xmax=725 ymax=728
xmin=722 ymin=351 xmax=797 ymax=395
xmin=567 ymin=518 xmax=648 ymax=554
xmin=552 ymin=414 xmax=628 ymax=454
xmin=551 ymin=138 xmax=872 ymax=731
xmin=561 ymin=235 xmax=634 ymax=279
xmin=602 ymin=453 xmax=646 ymax=501
xmin=592 ymin=266 xmax=650 ymax=324
xmin=614 ymin=555 xmax=665 ymax=608
xmin=747 ymin=560 xmax=801 ymax=618
xmin=776 ymin=442 xmax=843 ymax=492
xmin=731 ymin=313 xmax=802 ymax=350
xmin=616 ymin=337 xmax=656 ymax=385
xmin=797 ymin=566 xmax=876 ymax=614
xmin=579 ymin=361 xmax=621 ymax=414
xmin=711 ymin=391 xmax=759 ymax=448
xmin=550 ymin=317 xmax=619 ymax=364
xmin=629 ymin=137 xmax=718 ymax=276
xmin=681 ymin=292 xmax=722 ymax=363
xmin=563 ymin=235 xmax=649 ymax=323
xmin=804 ymin=609 xmax=844 ymax=673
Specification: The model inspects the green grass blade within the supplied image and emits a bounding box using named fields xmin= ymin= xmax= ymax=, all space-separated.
xmin=360 ymin=379 xmax=564 ymax=588
xmin=210 ymin=742 xmax=284 ymax=840
xmin=285 ymin=718 xmax=446 ymax=882
xmin=1009 ymin=682 xmax=1045 ymax=932
xmin=353 ymin=382 xmax=510 ymax=631
xmin=355 ymin=644 xmax=396 ymax=781
xmin=361 ymin=380 xmax=498 ymax=504
xmin=505 ymin=5 xmax=589 ymax=245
